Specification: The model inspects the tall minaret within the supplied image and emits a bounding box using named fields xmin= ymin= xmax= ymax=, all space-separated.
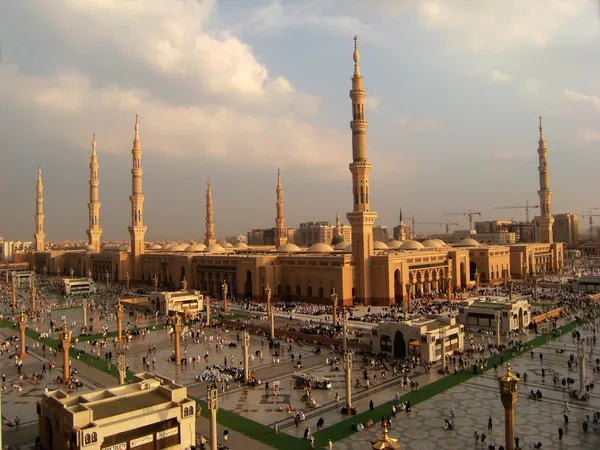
xmin=205 ymin=178 xmax=216 ymax=245
xmin=274 ymin=169 xmax=288 ymax=247
xmin=346 ymin=36 xmax=377 ymax=305
xmin=533 ymin=116 xmax=554 ymax=243
xmin=335 ymin=211 xmax=342 ymax=236
xmin=397 ymin=208 xmax=407 ymax=241
xmin=87 ymin=134 xmax=102 ymax=252
xmin=34 ymin=168 xmax=45 ymax=252
xmin=128 ymin=115 xmax=147 ymax=279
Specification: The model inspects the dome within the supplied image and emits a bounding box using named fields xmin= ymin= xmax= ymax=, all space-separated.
xmin=205 ymin=243 xmax=225 ymax=253
xmin=163 ymin=244 xmax=174 ymax=251
xmin=171 ymin=243 xmax=188 ymax=252
xmin=373 ymin=241 xmax=389 ymax=250
xmin=233 ymin=242 xmax=248 ymax=249
xmin=276 ymin=243 xmax=301 ymax=253
xmin=185 ymin=243 xmax=206 ymax=252
xmin=421 ymin=239 xmax=443 ymax=249
xmin=400 ymin=240 xmax=425 ymax=250
xmin=434 ymin=239 xmax=446 ymax=246
xmin=149 ymin=243 xmax=162 ymax=250
xmin=333 ymin=241 xmax=347 ymax=250
xmin=343 ymin=244 xmax=352 ymax=253
xmin=222 ymin=242 xmax=233 ymax=248
xmin=308 ymin=243 xmax=334 ymax=253
xmin=387 ymin=240 xmax=403 ymax=249
xmin=456 ymin=238 xmax=480 ymax=247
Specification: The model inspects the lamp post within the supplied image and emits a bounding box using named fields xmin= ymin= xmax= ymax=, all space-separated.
xmin=508 ymin=276 xmax=514 ymax=302
xmin=31 ymin=282 xmax=37 ymax=312
xmin=446 ymin=276 xmax=452 ymax=302
xmin=171 ymin=314 xmax=182 ymax=364
xmin=115 ymin=300 xmax=124 ymax=343
xmin=577 ymin=341 xmax=586 ymax=391
xmin=18 ymin=312 xmax=28 ymax=359
xmin=82 ymin=299 xmax=88 ymax=326
xmin=11 ymin=280 xmax=16 ymax=313
xmin=532 ymin=272 xmax=539 ymax=301
xmin=222 ymin=279 xmax=228 ymax=313
xmin=270 ymin=305 xmax=275 ymax=340
xmin=264 ymin=283 xmax=272 ymax=318
xmin=241 ymin=330 xmax=250 ymax=383
xmin=342 ymin=307 xmax=348 ymax=353
xmin=117 ymin=352 xmax=127 ymax=385
xmin=205 ymin=298 xmax=211 ymax=326
xmin=343 ymin=351 xmax=353 ymax=409
xmin=331 ymin=288 xmax=338 ymax=328
xmin=494 ymin=310 xmax=501 ymax=347
xmin=498 ymin=363 xmax=519 ymax=450
xmin=207 ymin=384 xmax=219 ymax=450
xmin=60 ymin=324 xmax=72 ymax=383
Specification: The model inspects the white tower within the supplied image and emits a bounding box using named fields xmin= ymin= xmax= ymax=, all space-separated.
xmin=128 ymin=115 xmax=147 ymax=279
xmin=34 ymin=168 xmax=45 ymax=252
xmin=533 ymin=117 xmax=554 ymax=243
xmin=87 ymin=134 xmax=102 ymax=252
xmin=274 ymin=169 xmax=288 ymax=247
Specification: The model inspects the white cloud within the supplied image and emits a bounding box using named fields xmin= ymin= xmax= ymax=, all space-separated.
xmin=488 ymin=69 xmax=511 ymax=83
xmin=365 ymin=95 xmax=381 ymax=111
xmin=494 ymin=148 xmax=533 ymax=160
xmin=565 ymin=88 xmax=600 ymax=110
xmin=576 ymin=128 xmax=600 ymax=143
xmin=395 ymin=116 xmax=438 ymax=132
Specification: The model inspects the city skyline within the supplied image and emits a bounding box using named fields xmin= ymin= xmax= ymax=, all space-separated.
xmin=1 ymin=0 xmax=599 ymax=241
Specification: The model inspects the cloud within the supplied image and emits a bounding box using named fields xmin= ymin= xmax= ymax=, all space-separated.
xmin=564 ymin=88 xmax=600 ymax=110
xmin=521 ymin=79 xmax=542 ymax=95
xmin=576 ymin=128 xmax=600 ymax=143
xmin=395 ymin=116 xmax=438 ymax=132
xmin=494 ymin=148 xmax=534 ymax=161
xmin=488 ymin=69 xmax=511 ymax=83
xmin=365 ymin=95 xmax=381 ymax=111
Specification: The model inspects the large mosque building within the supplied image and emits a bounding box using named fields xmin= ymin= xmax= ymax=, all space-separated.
xmin=30 ymin=38 xmax=563 ymax=306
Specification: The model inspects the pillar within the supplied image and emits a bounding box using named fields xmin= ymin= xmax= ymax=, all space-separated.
xmin=331 ymin=289 xmax=338 ymax=328
xmin=207 ymin=384 xmax=218 ymax=450
xmin=242 ymin=330 xmax=250 ymax=383
xmin=11 ymin=281 xmax=16 ymax=313
xmin=18 ymin=313 xmax=28 ymax=359
xmin=496 ymin=312 xmax=501 ymax=347
xmin=439 ymin=327 xmax=446 ymax=365
xmin=60 ymin=326 xmax=72 ymax=382
xmin=265 ymin=284 xmax=272 ymax=318
xmin=270 ymin=306 xmax=275 ymax=340
xmin=499 ymin=363 xmax=519 ymax=450
xmin=343 ymin=351 xmax=353 ymax=408
xmin=342 ymin=309 xmax=347 ymax=353
xmin=205 ymin=299 xmax=211 ymax=326
xmin=31 ymin=285 xmax=37 ymax=312
xmin=117 ymin=353 xmax=127 ymax=385
xmin=82 ymin=299 xmax=88 ymax=326
xmin=172 ymin=315 xmax=182 ymax=364
xmin=116 ymin=301 xmax=124 ymax=343
xmin=577 ymin=343 xmax=585 ymax=390
xmin=222 ymin=280 xmax=229 ymax=313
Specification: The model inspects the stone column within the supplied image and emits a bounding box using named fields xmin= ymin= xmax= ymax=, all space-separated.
xmin=577 ymin=342 xmax=585 ymax=390
xmin=205 ymin=298 xmax=211 ymax=326
xmin=117 ymin=353 xmax=127 ymax=385
xmin=116 ymin=301 xmax=124 ymax=343
xmin=242 ymin=330 xmax=250 ymax=383
xmin=222 ymin=279 xmax=229 ymax=313
xmin=343 ymin=351 xmax=353 ymax=408
xmin=495 ymin=310 xmax=501 ymax=347
xmin=31 ymin=285 xmax=37 ymax=312
xmin=439 ymin=325 xmax=446 ymax=365
xmin=498 ymin=363 xmax=519 ymax=450
xmin=172 ymin=315 xmax=182 ymax=364
xmin=207 ymin=384 xmax=218 ymax=450
xmin=265 ymin=284 xmax=272 ymax=318
xmin=82 ymin=299 xmax=88 ymax=326
xmin=60 ymin=326 xmax=72 ymax=382
xmin=270 ymin=306 xmax=275 ymax=340
xmin=446 ymin=277 xmax=452 ymax=302
xmin=11 ymin=281 xmax=16 ymax=313
xmin=342 ymin=309 xmax=347 ymax=353
xmin=331 ymin=289 xmax=338 ymax=328
xmin=18 ymin=313 xmax=28 ymax=359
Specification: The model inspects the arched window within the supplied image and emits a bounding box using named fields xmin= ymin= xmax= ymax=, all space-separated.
xmin=85 ymin=435 xmax=91 ymax=445
xmin=318 ymin=287 xmax=324 ymax=298
xmin=92 ymin=432 xmax=97 ymax=443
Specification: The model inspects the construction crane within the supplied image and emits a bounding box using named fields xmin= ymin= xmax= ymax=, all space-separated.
xmin=581 ymin=209 xmax=600 ymax=239
xmin=407 ymin=216 xmax=417 ymax=239
xmin=492 ymin=200 xmax=539 ymax=227
xmin=419 ymin=221 xmax=460 ymax=234
xmin=444 ymin=210 xmax=482 ymax=234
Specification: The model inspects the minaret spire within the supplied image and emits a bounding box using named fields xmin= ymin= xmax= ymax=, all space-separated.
xmin=533 ymin=116 xmax=554 ymax=243
xmin=274 ymin=169 xmax=288 ymax=247
xmin=346 ymin=36 xmax=377 ymax=305
xmin=34 ymin=167 xmax=45 ymax=252
xmin=205 ymin=178 xmax=216 ymax=245
xmin=399 ymin=208 xmax=404 ymax=225
xmin=129 ymin=114 xmax=147 ymax=279
xmin=87 ymin=133 xmax=102 ymax=252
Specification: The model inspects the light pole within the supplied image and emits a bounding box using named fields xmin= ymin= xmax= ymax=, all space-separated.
xmin=241 ymin=330 xmax=250 ymax=383
xmin=494 ymin=310 xmax=501 ymax=347
xmin=60 ymin=324 xmax=72 ymax=383
xmin=82 ymin=299 xmax=88 ymax=326
xmin=508 ymin=276 xmax=513 ymax=302
xmin=171 ymin=314 xmax=182 ymax=365
xmin=342 ymin=307 xmax=348 ymax=353
xmin=331 ymin=288 xmax=338 ymax=328
xmin=498 ymin=363 xmax=519 ymax=450
xmin=18 ymin=312 xmax=28 ymax=359
xmin=207 ymin=384 xmax=218 ymax=450
xmin=577 ymin=341 xmax=586 ymax=391
xmin=11 ymin=279 xmax=16 ymax=313
xmin=264 ymin=283 xmax=272 ymax=318
xmin=105 ymin=270 xmax=110 ymax=288
xmin=270 ymin=305 xmax=275 ymax=340
xmin=343 ymin=351 xmax=353 ymax=409
xmin=222 ymin=279 xmax=228 ymax=313
xmin=446 ymin=276 xmax=452 ymax=302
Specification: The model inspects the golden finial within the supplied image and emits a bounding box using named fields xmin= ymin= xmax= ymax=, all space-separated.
xmin=134 ymin=114 xmax=139 ymax=137
xmin=207 ymin=177 xmax=211 ymax=190
xmin=538 ymin=116 xmax=544 ymax=139
xmin=92 ymin=133 xmax=96 ymax=153
xmin=353 ymin=35 xmax=360 ymax=64
xmin=38 ymin=166 xmax=42 ymax=179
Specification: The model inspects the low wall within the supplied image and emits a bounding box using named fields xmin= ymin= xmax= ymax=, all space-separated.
xmin=531 ymin=307 xmax=565 ymax=324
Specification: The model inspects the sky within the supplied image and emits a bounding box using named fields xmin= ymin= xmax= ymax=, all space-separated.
xmin=1 ymin=0 xmax=599 ymax=242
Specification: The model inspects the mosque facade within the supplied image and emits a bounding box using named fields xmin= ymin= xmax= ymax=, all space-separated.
xmin=30 ymin=38 xmax=563 ymax=307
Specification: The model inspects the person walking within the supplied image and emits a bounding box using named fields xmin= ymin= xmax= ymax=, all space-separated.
xmin=223 ymin=428 xmax=229 ymax=441
xmin=488 ymin=416 xmax=493 ymax=431
xmin=328 ymin=439 xmax=333 ymax=450
xmin=558 ymin=427 xmax=564 ymax=440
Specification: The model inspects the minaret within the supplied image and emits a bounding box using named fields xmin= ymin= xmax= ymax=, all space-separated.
xmin=533 ymin=116 xmax=554 ymax=243
xmin=128 ymin=115 xmax=147 ymax=279
xmin=346 ymin=36 xmax=377 ymax=305
xmin=274 ymin=169 xmax=288 ymax=247
xmin=205 ymin=178 xmax=216 ymax=246
xmin=87 ymin=134 xmax=102 ymax=252
xmin=397 ymin=208 xmax=407 ymax=241
xmin=335 ymin=211 xmax=342 ymax=236
xmin=34 ymin=168 xmax=45 ymax=252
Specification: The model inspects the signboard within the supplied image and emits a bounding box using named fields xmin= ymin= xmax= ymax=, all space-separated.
xmin=157 ymin=428 xmax=179 ymax=440
xmin=130 ymin=435 xmax=154 ymax=448
xmin=101 ymin=444 xmax=126 ymax=450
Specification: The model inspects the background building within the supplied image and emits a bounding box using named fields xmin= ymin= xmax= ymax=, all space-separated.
xmin=553 ymin=213 xmax=579 ymax=245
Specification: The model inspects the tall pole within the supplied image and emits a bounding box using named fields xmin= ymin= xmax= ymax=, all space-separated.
xmin=126 ymin=272 xmax=130 ymax=292
xmin=577 ymin=342 xmax=585 ymax=390
xmin=331 ymin=289 xmax=338 ymax=328
xmin=242 ymin=330 xmax=250 ymax=383
xmin=18 ymin=312 xmax=28 ymax=359
xmin=31 ymin=283 xmax=37 ymax=312
xmin=265 ymin=284 xmax=272 ymax=318
xmin=82 ymin=299 xmax=88 ymax=326
xmin=205 ymin=298 xmax=211 ymax=326
xmin=499 ymin=363 xmax=519 ymax=450
xmin=116 ymin=301 xmax=124 ymax=343
xmin=495 ymin=310 xmax=501 ymax=347
xmin=60 ymin=325 xmax=72 ymax=382
xmin=342 ymin=308 xmax=347 ymax=353
xmin=172 ymin=314 xmax=182 ymax=364
xmin=207 ymin=384 xmax=218 ymax=450
xmin=117 ymin=353 xmax=127 ymax=385
xmin=446 ymin=276 xmax=452 ymax=302
xmin=270 ymin=305 xmax=275 ymax=340
xmin=11 ymin=280 xmax=16 ymax=313
xmin=508 ymin=277 xmax=513 ymax=301
xmin=222 ymin=279 xmax=229 ymax=313
xmin=343 ymin=351 xmax=353 ymax=408
xmin=439 ymin=324 xmax=446 ymax=365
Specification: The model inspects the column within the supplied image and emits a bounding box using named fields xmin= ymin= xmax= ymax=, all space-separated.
xmin=117 ymin=353 xmax=127 ymax=385
xmin=342 ymin=309 xmax=347 ymax=353
xmin=265 ymin=283 xmax=272 ymax=318
xmin=577 ymin=343 xmax=585 ymax=390
xmin=222 ymin=279 xmax=229 ymax=313
xmin=60 ymin=326 xmax=72 ymax=382
xmin=126 ymin=272 xmax=130 ymax=292
xmin=270 ymin=305 xmax=275 ymax=340
xmin=205 ymin=298 xmax=211 ymax=326
xmin=172 ymin=315 xmax=182 ymax=364
xmin=343 ymin=351 xmax=353 ymax=409
xmin=31 ymin=285 xmax=37 ymax=312
xmin=242 ymin=330 xmax=250 ymax=383
xmin=207 ymin=384 xmax=218 ymax=450
xmin=153 ymin=274 xmax=158 ymax=293
xmin=18 ymin=313 xmax=28 ymax=359
xmin=508 ymin=278 xmax=513 ymax=301
xmin=11 ymin=281 xmax=16 ymax=313
xmin=116 ymin=301 xmax=124 ymax=343
xmin=331 ymin=289 xmax=338 ymax=328
xmin=446 ymin=277 xmax=452 ymax=302
xmin=495 ymin=311 xmax=501 ymax=347
xmin=499 ymin=363 xmax=519 ymax=450
xmin=82 ymin=299 xmax=88 ymax=326
xmin=439 ymin=326 xmax=446 ymax=365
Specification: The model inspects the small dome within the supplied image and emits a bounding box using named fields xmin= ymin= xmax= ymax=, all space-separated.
xmin=421 ymin=239 xmax=443 ymax=248
xmin=456 ymin=238 xmax=480 ymax=247
xmin=163 ymin=244 xmax=174 ymax=251
xmin=149 ymin=243 xmax=162 ymax=250
xmin=171 ymin=243 xmax=188 ymax=252
xmin=185 ymin=243 xmax=206 ymax=252
xmin=373 ymin=241 xmax=389 ymax=250
xmin=308 ymin=243 xmax=334 ymax=253
xmin=233 ymin=242 xmax=248 ymax=249
xmin=222 ymin=242 xmax=233 ymax=248
xmin=276 ymin=243 xmax=301 ymax=253
xmin=387 ymin=240 xmax=403 ymax=249
xmin=434 ymin=239 xmax=446 ymax=246
xmin=205 ymin=243 xmax=225 ymax=253
xmin=343 ymin=244 xmax=352 ymax=253
xmin=333 ymin=241 xmax=347 ymax=250
xmin=400 ymin=240 xmax=425 ymax=250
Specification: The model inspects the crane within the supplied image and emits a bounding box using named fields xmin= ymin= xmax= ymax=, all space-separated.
xmin=492 ymin=200 xmax=539 ymax=227
xmin=444 ymin=210 xmax=482 ymax=234
xmin=407 ymin=216 xmax=417 ymax=239
xmin=581 ymin=209 xmax=600 ymax=239
xmin=419 ymin=221 xmax=460 ymax=234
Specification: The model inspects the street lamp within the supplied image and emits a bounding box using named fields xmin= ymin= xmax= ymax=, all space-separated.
xmin=498 ymin=363 xmax=519 ymax=450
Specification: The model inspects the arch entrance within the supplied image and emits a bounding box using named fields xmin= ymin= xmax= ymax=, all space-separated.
xmin=394 ymin=331 xmax=407 ymax=359
xmin=244 ymin=270 xmax=252 ymax=299
xmin=394 ymin=269 xmax=402 ymax=304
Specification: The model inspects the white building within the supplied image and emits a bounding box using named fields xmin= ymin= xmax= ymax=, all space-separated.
xmin=149 ymin=291 xmax=204 ymax=316
xmin=457 ymin=297 xmax=531 ymax=333
xmin=62 ymin=277 xmax=97 ymax=296
xmin=372 ymin=316 xmax=464 ymax=363
xmin=571 ymin=275 xmax=600 ymax=293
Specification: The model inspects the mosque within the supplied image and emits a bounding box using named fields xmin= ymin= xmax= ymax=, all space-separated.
xmin=30 ymin=37 xmax=563 ymax=306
